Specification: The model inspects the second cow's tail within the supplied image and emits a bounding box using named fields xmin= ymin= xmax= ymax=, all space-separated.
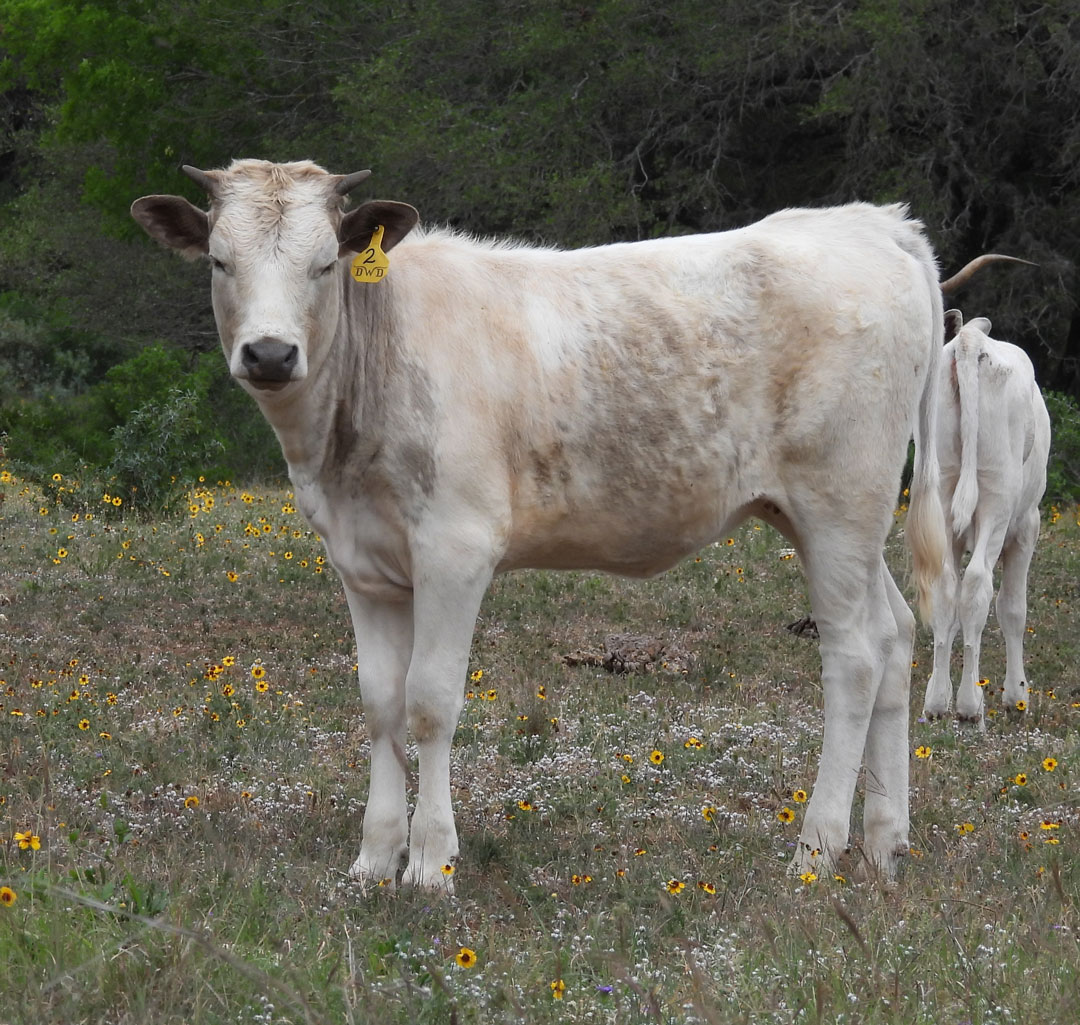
xmin=905 ymin=256 xmax=948 ymax=624
xmin=949 ymin=331 xmax=981 ymax=537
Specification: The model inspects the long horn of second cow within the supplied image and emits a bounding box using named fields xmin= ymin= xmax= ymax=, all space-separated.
xmin=940 ymin=254 xmax=1037 ymax=294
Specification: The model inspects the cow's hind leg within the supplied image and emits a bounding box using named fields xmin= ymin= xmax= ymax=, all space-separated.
xmin=998 ymin=506 xmax=1039 ymax=710
xmin=345 ymin=590 xmax=414 ymax=887
xmin=794 ymin=534 xmax=897 ymax=878
xmin=955 ymin=521 xmax=1007 ymax=722
xmin=923 ymin=538 xmax=962 ymax=718
xmin=862 ymin=562 xmax=915 ymax=875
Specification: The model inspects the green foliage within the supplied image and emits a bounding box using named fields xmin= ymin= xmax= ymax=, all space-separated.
xmin=1044 ymin=389 xmax=1080 ymax=504
xmin=0 ymin=0 xmax=372 ymax=222
xmin=99 ymin=342 xmax=198 ymax=424
xmin=0 ymin=342 xmax=281 ymax=511
xmin=0 ymin=291 xmax=123 ymax=400
xmin=1 ymin=0 xmax=1078 ymax=488
xmin=1 ymin=390 xmax=112 ymax=472
xmin=106 ymin=386 xmax=222 ymax=511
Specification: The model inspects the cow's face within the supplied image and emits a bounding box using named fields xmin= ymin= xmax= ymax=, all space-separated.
xmin=131 ymin=160 xmax=418 ymax=397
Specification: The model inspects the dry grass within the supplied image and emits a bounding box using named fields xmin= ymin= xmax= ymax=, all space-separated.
xmin=1 ymin=468 xmax=1078 ymax=1024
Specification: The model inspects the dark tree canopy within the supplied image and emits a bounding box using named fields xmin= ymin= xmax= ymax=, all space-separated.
xmin=2 ymin=0 xmax=1078 ymax=483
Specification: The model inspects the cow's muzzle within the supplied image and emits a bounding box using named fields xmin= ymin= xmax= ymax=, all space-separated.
xmin=239 ymin=338 xmax=300 ymax=386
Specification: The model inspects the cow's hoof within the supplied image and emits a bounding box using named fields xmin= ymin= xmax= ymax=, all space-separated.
xmin=850 ymin=843 xmax=905 ymax=885
xmin=954 ymin=704 xmax=986 ymax=726
xmin=789 ymin=839 xmax=838 ymax=879
xmin=349 ymin=848 xmax=405 ymax=892
xmin=401 ymin=860 xmax=457 ymax=895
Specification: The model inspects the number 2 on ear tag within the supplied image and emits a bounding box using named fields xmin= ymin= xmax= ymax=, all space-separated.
xmin=350 ymin=225 xmax=390 ymax=283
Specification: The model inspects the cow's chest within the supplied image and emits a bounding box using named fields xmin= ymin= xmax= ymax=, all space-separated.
xmin=293 ymin=477 xmax=413 ymax=600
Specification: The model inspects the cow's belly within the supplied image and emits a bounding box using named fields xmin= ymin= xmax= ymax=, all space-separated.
xmin=497 ymin=493 xmax=742 ymax=577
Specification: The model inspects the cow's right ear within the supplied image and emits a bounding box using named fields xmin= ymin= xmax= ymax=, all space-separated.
xmin=339 ymin=200 xmax=419 ymax=257
xmin=130 ymin=195 xmax=210 ymax=259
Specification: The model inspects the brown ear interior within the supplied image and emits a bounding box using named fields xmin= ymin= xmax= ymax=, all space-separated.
xmin=131 ymin=195 xmax=210 ymax=257
xmin=943 ymin=308 xmax=964 ymax=343
xmin=339 ymin=200 xmax=419 ymax=256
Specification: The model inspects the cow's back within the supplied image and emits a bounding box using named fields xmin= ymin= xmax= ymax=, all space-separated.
xmin=939 ymin=326 xmax=1050 ymax=540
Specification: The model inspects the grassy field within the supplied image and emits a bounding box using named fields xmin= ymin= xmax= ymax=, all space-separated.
xmin=1 ymin=467 xmax=1078 ymax=1024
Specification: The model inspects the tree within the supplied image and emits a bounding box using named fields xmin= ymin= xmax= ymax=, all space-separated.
xmin=1 ymin=0 xmax=1077 ymax=489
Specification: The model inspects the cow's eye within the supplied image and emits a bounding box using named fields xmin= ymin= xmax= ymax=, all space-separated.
xmin=211 ymin=258 xmax=229 ymax=274
xmin=319 ymin=261 xmax=338 ymax=277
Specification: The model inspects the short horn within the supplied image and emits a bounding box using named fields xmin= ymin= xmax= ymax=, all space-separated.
xmin=940 ymin=254 xmax=1037 ymax=295
xmin=334 ymin=169 xmax=373 ymax=196
xmin=181 ymin=164 xmax=219 ymax=197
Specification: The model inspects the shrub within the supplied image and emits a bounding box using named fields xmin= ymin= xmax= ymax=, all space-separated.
xmin=0 ymin=291 xmax=127 ymax=401
xmin=105 ymin=387 xmax=224 ymax=511
xmin=0 ymin=389 xmax=116 ymax=470
xmin=1044 ymin=389 xmax=1080 ymax=505
xmin=0 ymin=342 xmax=282 ymax=512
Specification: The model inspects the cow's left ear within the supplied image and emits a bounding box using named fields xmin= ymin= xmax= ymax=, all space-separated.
xmin=339 ymin=200 xmax=419 ymax=257
xmin=944 ymin=309 xmax=964 ymax=342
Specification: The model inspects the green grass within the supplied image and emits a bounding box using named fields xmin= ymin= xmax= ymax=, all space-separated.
xmin=1 ymin=468 xmax=1079 ymax=1024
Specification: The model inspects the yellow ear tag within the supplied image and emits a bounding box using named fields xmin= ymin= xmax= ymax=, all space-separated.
xmin=350 ymin=224 xmax=390 ymax=283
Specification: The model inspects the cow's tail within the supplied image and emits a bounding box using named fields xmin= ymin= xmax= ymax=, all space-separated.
xmin=905 ymin=256 xmax=948 ymax=624
xmin=949 ymin=332 xmax=980 ymax=537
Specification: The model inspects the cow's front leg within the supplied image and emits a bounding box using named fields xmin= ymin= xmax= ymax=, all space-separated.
xmin=401 ymin=557 xmax=492 ymax=892
xmin=345 ymin=589 xmax=413 ymax=888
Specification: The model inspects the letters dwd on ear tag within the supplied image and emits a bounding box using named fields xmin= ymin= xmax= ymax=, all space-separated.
xmin=350 ymin=224 xmax=390 ymax=283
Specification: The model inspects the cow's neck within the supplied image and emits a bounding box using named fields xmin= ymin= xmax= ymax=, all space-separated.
xmin=256 ymin=276 xmax=393 ymax=489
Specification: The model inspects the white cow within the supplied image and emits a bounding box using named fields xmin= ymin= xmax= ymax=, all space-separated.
xmin=922 ymin=310 xmax=1051 ymax=723
xmin=132 ymin=159 xmax=946 ymax=887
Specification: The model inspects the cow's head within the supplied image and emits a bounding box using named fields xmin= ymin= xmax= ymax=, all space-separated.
xmin=131 ymin=159 xmax=418 ymax=395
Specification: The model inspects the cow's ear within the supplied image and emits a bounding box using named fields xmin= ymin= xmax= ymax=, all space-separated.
xmin=131 ymin=195 xmax=209 ymax=259
xmin=968 ymin=316 xmax=992 ymax=336
xmin=944 ymin=309 xmax=963 ymax=342
xmin=339 ymin=200 xmax=419 ymax=256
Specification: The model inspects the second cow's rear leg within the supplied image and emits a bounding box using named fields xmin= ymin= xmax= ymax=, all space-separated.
xmin=923 ymin=538 xmax=963 ymax=718
xmin=998 ymin=506 xmax=1040 ymax=710
xmin=955 ymin=522 xmax=1007 ymax=722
